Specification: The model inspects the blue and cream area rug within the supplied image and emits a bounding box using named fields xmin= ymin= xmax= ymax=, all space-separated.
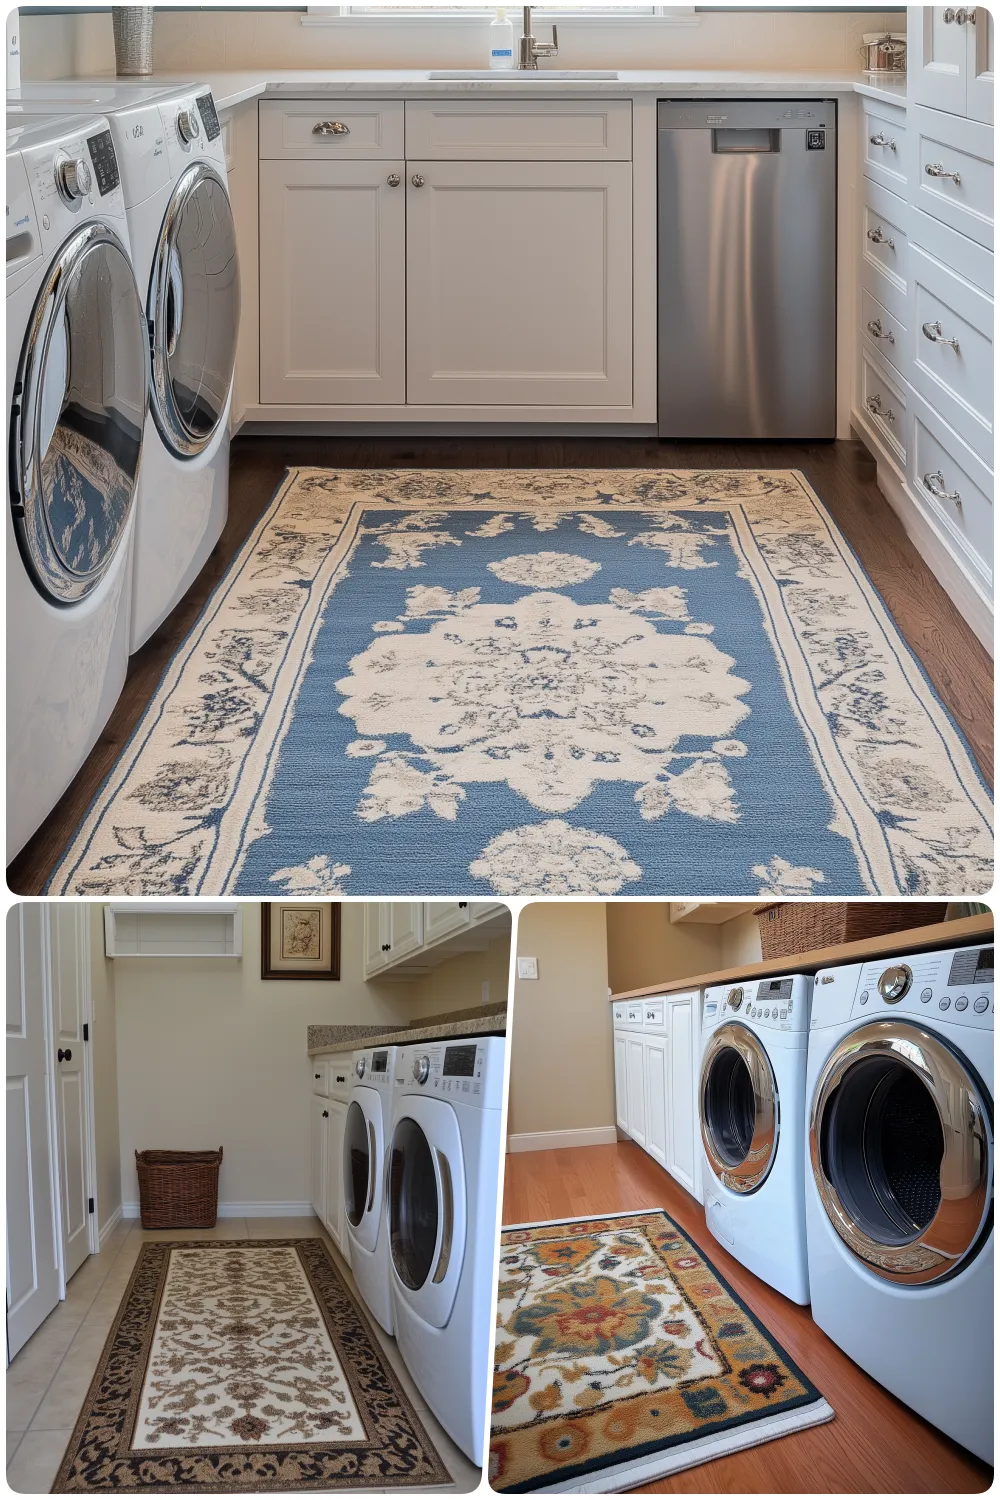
xmin=49 ymin=469 xmax=992 ymax=896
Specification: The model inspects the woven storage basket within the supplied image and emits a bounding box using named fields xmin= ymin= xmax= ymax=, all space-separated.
xmin=755 ymin=904 xmax=949 ymax=962
xmin=136 ymin=1147 xmax=222 ymax=1229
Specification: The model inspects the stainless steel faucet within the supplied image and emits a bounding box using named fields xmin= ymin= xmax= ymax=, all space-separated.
xmin=519 ymin=5 xmax=559 ymax=69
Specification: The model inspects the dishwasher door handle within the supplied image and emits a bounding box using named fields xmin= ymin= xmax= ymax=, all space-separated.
xmin=712 ymin=127 xmax=780 ymax=153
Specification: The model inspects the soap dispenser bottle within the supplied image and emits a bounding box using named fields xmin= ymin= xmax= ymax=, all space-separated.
xmin=489 ymin=6 xmax=515 ymax=70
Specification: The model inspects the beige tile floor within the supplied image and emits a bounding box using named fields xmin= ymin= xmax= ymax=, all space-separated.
xmin=6 ymin=1216 xmax=481 ymax=1495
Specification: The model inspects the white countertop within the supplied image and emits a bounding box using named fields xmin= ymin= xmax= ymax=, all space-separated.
xmin=66 ymin=67 xmax=911 ymax=115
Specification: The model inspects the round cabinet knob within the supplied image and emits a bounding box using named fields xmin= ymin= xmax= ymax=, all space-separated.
xmin=386 ymin=173 xmax=401 ymax=187
xmin=877 ymin=963 xmax=913 ymax=1003
xmin=56 ymin=156 xmax=92 ymax=203
xmin=727 ymin=986 xmax=744 ymax=1011
xmin=322 ymin=1109 xmax=329 ymax=1119
xmin=355 ymin=1057 xmax=366 ymax=1078
xmin=176 ymin=107 xmax=201 ymax=145
xmin=412 ymin=1054 xmax=430 ymax=1085
xmin=57 ymin=1047 xmax=72 ymax=1063
xmin=411 ymin=173 xmax=426 ymax=188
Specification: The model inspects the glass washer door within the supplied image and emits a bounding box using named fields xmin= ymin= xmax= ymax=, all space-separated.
xmin=343 ymin=1091 xmax=382 ymax=1252
xmin=700 ymin=1023 xmax=779 ymax=1195
xmin=148 ymin=161 xmax=239 ymax=458
xmin=11 ymin=221 xmax=147 ymax=604
xmin=387 ymin=1096 xmax=467 ymax=1329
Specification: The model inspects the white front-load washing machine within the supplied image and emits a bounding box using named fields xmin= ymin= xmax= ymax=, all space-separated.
xmin=388 ymin=1035 xmax=505 ymax=1466
xmin=805 ymin=942 xmax=993 ymax=1463
xmin=11 ymin=81 xmax=240 ymax=650
xmin=699 ymin=974 xmax=813 ymax=1304
xmin=6 ymin=113 xmax=147 ymax=861
xmin=344 ymin=1044 xmax=396 ymax=1336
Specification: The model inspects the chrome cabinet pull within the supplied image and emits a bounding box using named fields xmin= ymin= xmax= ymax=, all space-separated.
xmin=386 ymin=172 xmax=400 ymax=187
xmin=867 ymin=225 xmax=895 ymax=249
xmin=955 ymin=5 xmax=976 ymax=20
xmin=922 ymin=470 xmax=962 ymax=508
xmin=867 ymin=317 xmax=895 ymax=344
xmin=312 ymin=120 xmax=350 ymax=136
xmin=869 ymin=132 xmax=897 ymax=152
xmin=410 ymin=173 xmax=426 ymax=188
xmin=925 ymin=161 xmax=962 ymax=184
xmin=922 ymin=319 xmax=961 ymax=352
xmin=866 ymin=393 xmax=895 ymax=423
xmin=943 ymin=6 xmax=958 ymax=18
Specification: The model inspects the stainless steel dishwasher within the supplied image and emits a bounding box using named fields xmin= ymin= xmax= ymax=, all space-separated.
xmin=657 ymin=100 xmax=837 ymax=440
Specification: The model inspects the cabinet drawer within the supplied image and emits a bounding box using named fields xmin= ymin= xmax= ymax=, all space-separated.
xmin=862 ymin=100 xmax=908 ymax=195
xmin=910 ymin=245 xmax=993 ymax=464
xmin=909 ymin=390 xmax=993 ymax=596
xmin=863 ymin=182 xmax=909 ymax=298
xmin=642 ymin=997 xmax=666 ymax=1032
xmin=311 ymin=1060 xmax=329 ymax=1095
xmin=910 ymin=205 xmax=993 ymax=296
xmin=327 ymin=1056 xmax=354 ymax=1101
xmin=912 ymin=104 xmax=993 ymax=251
xmin=404 ymin=99 xmax=632 ymax=160
xmin=861 ymin=284 xmax=905 ymax=377
xmin=860 ymin=346 xmax=907 ymax=465
xmin=612 ymin=1002 xmax=627 ymax=1027
xmin=625 ymin=1002 xmax=644 ymax=1028
xmin=259 ymin=99 xmax=404 ymax=159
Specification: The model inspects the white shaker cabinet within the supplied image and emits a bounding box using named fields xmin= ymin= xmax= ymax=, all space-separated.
xmin=363 ymin=901 xmax=424 ymax=975
xmin=664 ymin=993 xmax=699 ymax=1197
xmin=624 ymin=1034 xmax=647 ymax=1151
xmin=643 ymin=1035 xmax=668 ymax=1169
xmin=405 ymin=159 xmax=633 ymax=408
xmin=909 ymin=6 xmax=994 ymax=124
xmin=613 ymin=1032 xmax=629 ymax=1134
xmin=258 ymin=159 xmax=406 ymax=405
xmin=324 ymin=1098 xmax=348 ymax=1256
xmin=612 ymin=991 xmax=701 ymax=1201
xmin=423 ymin=900 xmax=472 ymax=945
xmin=310 ymin=1093 xmax=330 ymax=1224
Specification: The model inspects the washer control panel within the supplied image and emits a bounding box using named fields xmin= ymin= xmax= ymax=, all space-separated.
xmin=704 ymin=974 xmax=812 ymax=1034
xmin=827 ymin=946 xmax=994 ymax=1029
xmin=395 ymin=1036 xmax=506 ymax=1108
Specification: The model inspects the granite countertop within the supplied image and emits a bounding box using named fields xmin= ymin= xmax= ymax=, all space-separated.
xmin=64 ymin=67 xmax=909 ymax=114
xmin=308 ymin=1002 xmax=507 ymax=1055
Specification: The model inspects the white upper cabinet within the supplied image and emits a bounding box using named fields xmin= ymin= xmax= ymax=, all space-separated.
xmin=423 ymin=902 xmax=472 ymax=945
xmin=363 ymin=901 xmax=509 ymax=979
xmin=386 ymin=901 xmax=424 ymax=962
xmin=909 ymin=6 xmax=994 ymax=123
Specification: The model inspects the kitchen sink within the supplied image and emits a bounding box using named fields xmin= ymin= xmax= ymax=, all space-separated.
xmin=426 ymin=69 xmax=619 ymax=80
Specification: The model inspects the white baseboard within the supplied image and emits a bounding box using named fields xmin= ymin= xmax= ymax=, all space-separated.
xmin=98 ymin=1204 xmax=123 ymax=1249
xmin=122 ymin=1201 xmax=315 ymax=1220
xmin=507 ymin=1126 xmax=619 ymax=1154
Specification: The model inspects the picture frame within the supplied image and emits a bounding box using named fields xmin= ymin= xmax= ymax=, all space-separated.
xmin=261 ymin=902 xmax=341 ymax=980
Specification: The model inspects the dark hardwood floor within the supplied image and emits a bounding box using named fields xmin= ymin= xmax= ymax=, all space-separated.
xmin=7 ymin=435 xmax=992 ymax=894
xmin=501 ymin=1141 xmax=992 ymax=1494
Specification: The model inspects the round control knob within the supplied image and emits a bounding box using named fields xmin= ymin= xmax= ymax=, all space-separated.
xmin=56 ymin=155 xmax=92 ymax=203
xmin=877 ymin=963 xmax=912 ymax=1003
xmin=176 ymin=107 xmax=201 ymax=144
xmin=355 ymin=1057 xmax=366 ymax=1078
xmin=727 ymin=986 xmax=744 ymax=1011
xmin=412 ymin=1054 xmax=430 ymax=1085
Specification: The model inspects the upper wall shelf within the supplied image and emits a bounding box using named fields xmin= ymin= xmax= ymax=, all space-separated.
xmin=104 ymin=903 xmax=243 ymax=959
xmin=611 ymin=915 xmax=994 ymax=1001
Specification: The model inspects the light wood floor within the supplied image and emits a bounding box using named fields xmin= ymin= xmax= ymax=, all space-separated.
xmin=501 ymin=1142 xmax=992 ymax=1494
xmin=5 ymin=1217 xmax=479 ymax=1495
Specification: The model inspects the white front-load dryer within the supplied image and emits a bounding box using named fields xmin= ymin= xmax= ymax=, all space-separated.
xmin=11 ymin=81 xmax=240 ymax=650
xmin=699 ymin=974 xmax=813 ymax=1304
xmin=388 ymin=1035 xmax=506 ymax=1466
xmin=805 ymin=943 xmax=993 ymax=1464
xmin=6 ymin=113 xmax=147 ymax=861
xmin=344 ymin=1044 xmax=396 ymax=1336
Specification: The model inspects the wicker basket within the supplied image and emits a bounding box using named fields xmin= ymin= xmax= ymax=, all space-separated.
xmin=112 ymin=7 xmax=154 ymax=76
xmin=754 ymin=904 xmax=949 ymax=962
xmin=135 ymin=1148 xmax=222 ymax=1229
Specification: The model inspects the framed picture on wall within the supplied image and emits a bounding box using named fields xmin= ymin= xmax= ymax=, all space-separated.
xmin=261 ymin=902 xmax=341 ymax=980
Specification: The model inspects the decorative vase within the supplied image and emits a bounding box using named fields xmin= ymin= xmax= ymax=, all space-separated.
xmin=112 ymin=6 xmax=154 ymax=76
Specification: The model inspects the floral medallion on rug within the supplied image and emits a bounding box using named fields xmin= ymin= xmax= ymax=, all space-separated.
xmin=53 ymin=1239 xmax=450 ymax=1492
xmin=48 ymin=469 xmax=992 ymax=896
xmin=490 ymin=1212 xmax=832 ymax=1493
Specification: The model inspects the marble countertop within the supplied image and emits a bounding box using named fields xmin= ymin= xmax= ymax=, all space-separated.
xmin=308 ymin=1002 xmax=507 ymax=1055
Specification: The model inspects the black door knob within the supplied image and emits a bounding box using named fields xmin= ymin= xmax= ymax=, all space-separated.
xmin=382 ymin=943 xmax=390 ymax=951
xmin=459 ymin=902 xmax=468 ymax=908
xmin=57 ymin=1048 xmax=72 ymax=1062
xmin=322 ymin=1109 xmax=329 ymax=1118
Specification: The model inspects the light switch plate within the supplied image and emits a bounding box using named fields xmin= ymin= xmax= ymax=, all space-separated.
xmin=517 ymin=956 xmax=538 ymax=980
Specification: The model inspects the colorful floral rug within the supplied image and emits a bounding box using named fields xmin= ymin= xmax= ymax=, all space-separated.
xmin=53 ymin=1240 xmax=449 ymax=1492
xmin=490 ymin=1212 xmax=833 ymax=1493
xmin=48 ymin=469 xmax=992 ymax=895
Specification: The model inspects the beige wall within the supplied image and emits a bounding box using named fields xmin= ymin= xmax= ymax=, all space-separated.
xmin=88 ymin=906 xmax=122 ymax=1237
xmin=405 ymin=932 xmax=511 ymax=1019
xmin=606 ymin=904 xmax=763 ymax=994
xmin=719 ymin=912 xmax=763 ymax=969
xmin=507 ymin=902 xmax=611 ymax=1140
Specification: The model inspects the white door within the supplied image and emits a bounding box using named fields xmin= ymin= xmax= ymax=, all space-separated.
xmin=259 ymin=158 xmax=406 ymax=405
xmin=325 ymin=1099 xmax=347 ymax=1255
xmin=967 ymin=7 xmax=994 ymax=123
xmin=423 ymin=902 xmax=472 ymax=945
xmin=48 ymin=906 xmax=91 ymax=1284
xmin=364 ymin=903 xmax=388 ymax=977
xmin=909 ymin=6 xmax=971 ymax=115
xmin=388 ymin=903 xmax=424 ymax=962
xmin=613 ymin=1033 xmax=629 ymax=1135
xmin=310 ymin=1095 xmax=330 ymax=1225
xmin=406 ymin=159 xmax=633 ymax=407
xmin=6 ymin=906 xmax=59 ymax=1359
xmin=643 ymin=1036 xmax=668 ymax=1169
xmin=625 ymin=1035 xmax=646 ymax=1151
xmin=665 ymin=994 xmax=698 ymax=1197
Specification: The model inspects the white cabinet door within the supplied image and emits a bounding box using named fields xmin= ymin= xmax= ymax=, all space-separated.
xmin=967 ymin=7 xmax=995 ymax=123
xmin=325 ymin=1099 xmax=347 ymax=1256
xmin=909 ymin=6 xmax=972 ymax=116
xmin=388 ymin=903 xmax=424 ymax=962
xmin=613 ymin=1032 xmax=629 ymax=1135
xmin=48 ymin=906 xmax=90 ymax=1284
xmin=259 ymin=158 xmax=406 ymax=405
xmin=423 ymin=902 xmax=472 ymax=945
xmin=643 ymin=1037 xmax=668 ymax=1169
xmin=406 ymin=160 xmax=632 ymax=407
xmin=364 ymin=903 xmax=389 ymax=977
xmin=310 ymin=1095 xmax=329 ymax=1225
xmin=6 ymin=906 xmax=60 ymax=1359
xmin=665 ymin=995 xmax=699 ymax=1198
xmin=625 ymin=1035 xmax=646 ymax=1151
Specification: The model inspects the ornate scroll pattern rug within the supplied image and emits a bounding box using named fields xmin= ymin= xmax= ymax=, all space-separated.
xmin=48 ymin=469 xmax=992 ymax=896
xmin=53 ymin=1240 xmax=449 ymax=1492
xmin=490 ymin=1212 xmax=833 ymax=1493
